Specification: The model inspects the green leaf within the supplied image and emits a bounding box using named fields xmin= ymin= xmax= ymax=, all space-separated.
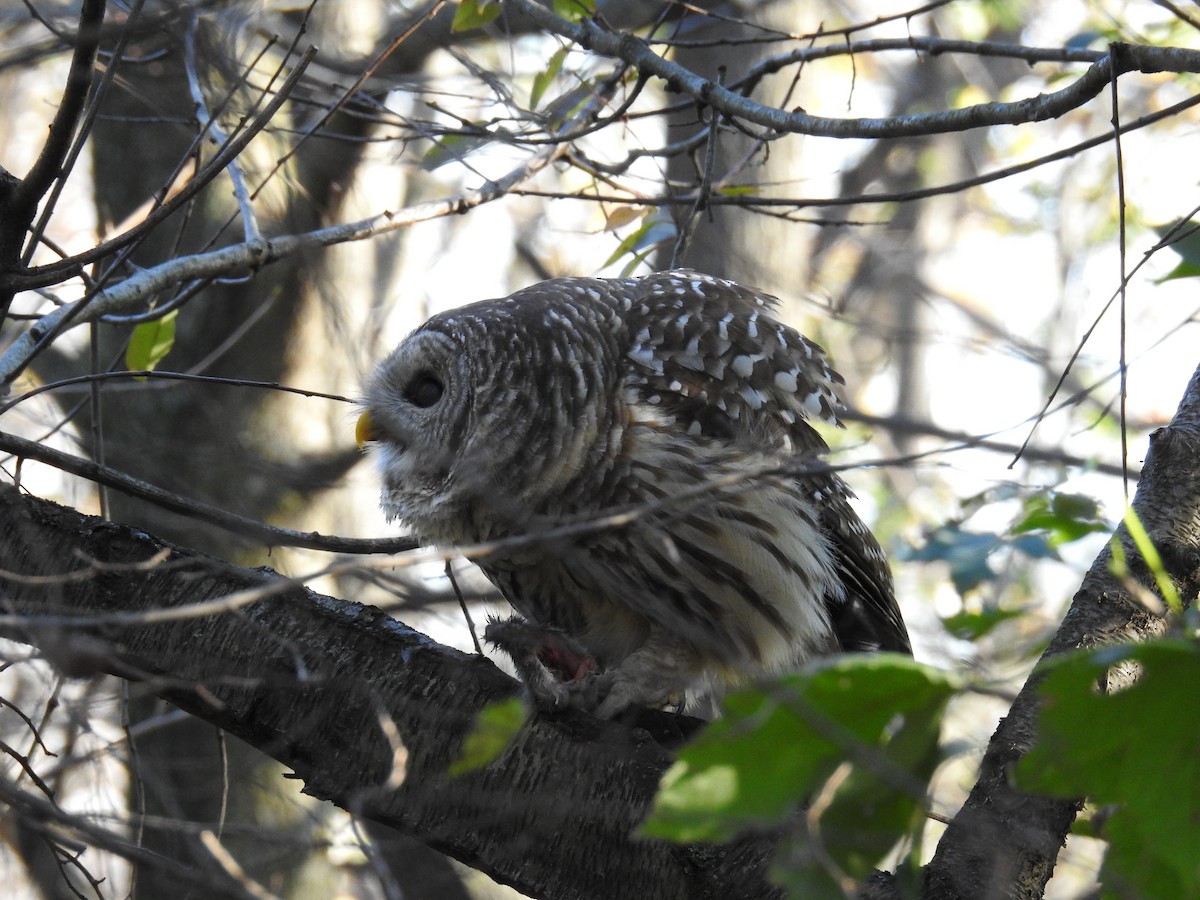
xmin=1152 ymin=220 xmax=1200 ymax=283
xmin=714 ymin=185 xmax=761 ymax=197
xmin=531 ymin=46 xmax=569 ymax=109
xmin=125 ymin=310 xmax=177 ymax=375
xmin=602 ymin=216 xmax=676 ymax=271
xmin=1013 ymin=493 xmax=1109 ymax=547
xmin=448 ymin=697 xmax=526 ymax=776
xmin=451 ymin=0 xmax=500 ymax=33
xmin=539 ymin=80 xmax=599 ymax=129
xmin=1159 ymin=260 xmax=1200 ymax=282
xmin=644 ymin=655 xmax=955 ymax=885
xmin=940 ymin=607 xmax=1025 ymax=641
xmin=552 ymin=0 xmax=596 ymax=22
xmin=1017 ymin=641 xmax=1200 ymax=899
xmin=1116 ymin=506 xmax=1182 ymax=615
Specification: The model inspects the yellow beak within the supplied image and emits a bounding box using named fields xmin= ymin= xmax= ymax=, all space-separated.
xmin=355 ymin=410 xmax=377 ymax=449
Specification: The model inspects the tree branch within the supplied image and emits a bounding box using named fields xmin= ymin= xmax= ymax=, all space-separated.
xmin=0 ymin=0 xmax=106 ymax=324
xmin=507 ymin=0 xmax=1200 ymax=139
xmin=0 ymin=57 xmax=623 ymax=390
xmin=0 ymin=429 xmax=417 ymax=554
xmin=0 ymin=484 xmax=780 ymax=900
xmin=921 ymin=359 xmax=1200 ymax=899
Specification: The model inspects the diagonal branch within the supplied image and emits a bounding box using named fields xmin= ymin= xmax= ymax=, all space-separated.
xmin=0 ymin=133 xmax=563 ymax=389
xmin=0 ymin=55 xmax=626 ymax=391
xmin=0 ymin=483 xmax=779 ymax=900
xmin=507 ymin=0 xmax=1200 ymax=139
xmin=921 ymin=358 xmax=1200 ymax=899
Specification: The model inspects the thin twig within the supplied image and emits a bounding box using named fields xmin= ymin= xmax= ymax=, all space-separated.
xmin=0 ymin=44 xmax=319 ymax=388
xmin=0 ymin=369 xmax=352 ymax=415
xmin=0 ymin=0 xmax=106 ymax=323
xmin=447 ymin=559 xmax=483 ymax=654
xmin=0 ymin=43 xmax=317 ymax=293
xmin=21 ymin=0 xmax=146 ymax=274
xmin=250 ymin=0 xmax=447 ymax=202
xmin=671 ymin=68 xmax=723 ymax=268
xmin=1110 ymin=45 xmax=1131 ymax=499
xmin=183 ymin=10 xmax=261 ymax=244
xmin=0 ymin=58 xmax=609 ymax=386
xmin=0 ymin=429 xmax=415 ymax=554
xmin=1011 ymin=201 xmax=1200 ymax=466
xmin=520 ymin=91 xmax=1200 ymax=206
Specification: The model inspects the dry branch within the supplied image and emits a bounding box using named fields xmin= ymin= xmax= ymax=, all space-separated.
xmin=0 ymin=484 xmax=779 ymax=900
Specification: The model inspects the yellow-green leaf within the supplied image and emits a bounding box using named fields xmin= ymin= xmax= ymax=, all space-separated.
xmin=602 ymin=205 xmax=645 ymax=232
xmin=602 ymin=216 xmax=676 ymax=270
xmin=451 ymin=0 xmax=500 ymax=33
xmin=448 ymin=697 xmax=526 ymax=776
xmin=531 ymin=46 xmax=569 ymax=109
xmin=552 ymin=0 xmax=596 ymax=22
xmin=126 ymin=310 xmax=177 ymax=375
xmin=421 ymin=133 xmax=491 ymax=171
xmin=715 ymin=185 xmax=760 ymax=197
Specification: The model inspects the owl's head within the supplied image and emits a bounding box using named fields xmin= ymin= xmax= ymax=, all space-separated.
xmin=358 ymin=325 xmax=473 ymax=538
xmin=358 ymin=296 xmax=623 ymax=543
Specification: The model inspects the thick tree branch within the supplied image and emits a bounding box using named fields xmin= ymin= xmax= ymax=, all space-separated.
xmin=921 ymin=359 xmax=1200 ymax=899
xmin=0 ymin=484 xmax=779 ymax=900
xmin=507 ymin=0 xmax=1200 ymax=139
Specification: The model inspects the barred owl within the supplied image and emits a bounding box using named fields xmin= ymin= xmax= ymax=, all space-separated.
xmin=358 ymin=270 xmax=909 ymax=719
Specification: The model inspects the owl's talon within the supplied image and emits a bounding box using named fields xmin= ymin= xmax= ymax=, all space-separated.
xmin=485 ymin=616 xmax=608 ymax=713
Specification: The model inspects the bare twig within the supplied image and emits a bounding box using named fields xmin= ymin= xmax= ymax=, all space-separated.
xmin=521 ymin=91 xmax=1200 ymax=206
xmin=671 ymin=68 xmax=723 ymax=268
xmin=0 ymin=44 xmax=317 ymax=294
xmin=0 ymin=773 xmax=259 ymax=898
xmin=0 ymin=64 xmax=612 ymax=387
xmin=0 ymin=369 xmax=353 ymax=415
xmin=1012 ymin=200 xmax=1200 ymax=466
xmin=1109 ymin=45 xmax=1131 ymax=499
xmin=0 ymin=429 xmax=415 ymax=554
xmin=183 ymin=11 xmax=261 ymax=244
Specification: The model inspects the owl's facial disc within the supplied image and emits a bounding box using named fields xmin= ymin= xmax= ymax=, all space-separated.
xmin=365 ymin=332 xmax=458 ymax=444
xmin=361 ymin=330 xmax=471 ymax=532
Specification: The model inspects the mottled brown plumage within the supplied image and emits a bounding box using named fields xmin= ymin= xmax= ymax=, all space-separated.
xmin=360 ymin=270 xmax=909 ymax=717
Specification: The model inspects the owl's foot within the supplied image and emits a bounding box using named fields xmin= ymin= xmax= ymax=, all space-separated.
xmin=485 ymin=617 xmax=701 ymax=719
xmin=484 ymin=616 xmax=603 ymax=712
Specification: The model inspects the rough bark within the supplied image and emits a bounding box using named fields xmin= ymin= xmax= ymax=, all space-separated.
xmin=0 ymin=483 xmax=779 ymax=900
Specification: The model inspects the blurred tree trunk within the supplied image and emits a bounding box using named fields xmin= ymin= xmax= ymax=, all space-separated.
xmin=78 ymin=10 xmax=395 ymax=897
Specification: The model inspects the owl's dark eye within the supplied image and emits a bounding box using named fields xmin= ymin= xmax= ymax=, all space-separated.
xmin=403 ymin=372 xmax=444 ymax=408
